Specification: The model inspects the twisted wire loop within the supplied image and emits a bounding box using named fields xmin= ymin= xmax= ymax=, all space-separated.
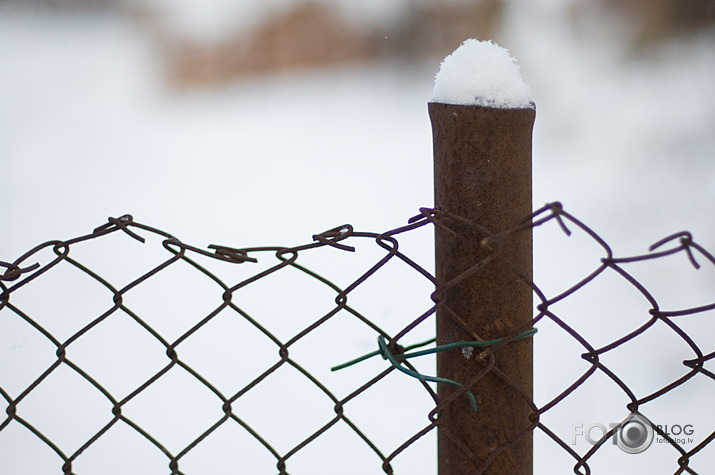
xmin=1 ymin=203 xmax=713 ymax=474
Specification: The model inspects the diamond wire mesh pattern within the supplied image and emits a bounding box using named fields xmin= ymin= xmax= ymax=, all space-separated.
xmin=1 ymin=203 xmax=713 ymax=474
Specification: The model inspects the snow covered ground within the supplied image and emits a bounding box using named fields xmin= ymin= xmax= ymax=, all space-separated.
xmin=1 ymin=2 xmax=714 ymax=474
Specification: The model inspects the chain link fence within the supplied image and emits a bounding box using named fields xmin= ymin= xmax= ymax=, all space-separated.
xmin=1 ymin=203 xmax=713 ymax=474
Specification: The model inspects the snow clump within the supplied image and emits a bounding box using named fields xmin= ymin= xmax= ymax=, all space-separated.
xmin=432 ymin=39 xmax=532 ymax=108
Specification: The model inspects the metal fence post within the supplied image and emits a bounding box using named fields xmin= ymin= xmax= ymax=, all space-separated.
xmin=429 ymin=102 xmax=535 ymax=474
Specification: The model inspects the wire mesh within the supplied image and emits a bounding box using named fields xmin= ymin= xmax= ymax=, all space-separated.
xmin=1 ymin=203 xmax=713 ymax=474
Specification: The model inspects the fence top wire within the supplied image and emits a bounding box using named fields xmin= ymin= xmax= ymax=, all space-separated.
xmin=1 ymin=203 xmax=714 ymax=474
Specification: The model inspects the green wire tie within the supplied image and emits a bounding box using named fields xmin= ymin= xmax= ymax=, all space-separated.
xmin=331 ymin=328 xmax=537 ymax=412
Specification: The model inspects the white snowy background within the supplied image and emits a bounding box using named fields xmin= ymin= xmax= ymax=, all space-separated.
xmin=1 ymin=0 xmax=714 ymax=474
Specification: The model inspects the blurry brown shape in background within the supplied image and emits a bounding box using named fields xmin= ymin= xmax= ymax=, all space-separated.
xmin=154 ymin=0 xmax=505 ymax=87
xmin=161 ymin=2 xmax=381 ymax=86
xmin=9 ymin=0 xmax=714 ymax=87
xmin=603 ymin=0 xmax=715 ymax=45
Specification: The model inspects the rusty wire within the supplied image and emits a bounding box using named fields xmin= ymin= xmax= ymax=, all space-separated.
xmin=1 ymin=203 xmax=713 ymax=474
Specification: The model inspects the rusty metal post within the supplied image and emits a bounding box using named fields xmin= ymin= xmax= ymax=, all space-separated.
xmin=430 ymin=102 xmax=535 ymax=474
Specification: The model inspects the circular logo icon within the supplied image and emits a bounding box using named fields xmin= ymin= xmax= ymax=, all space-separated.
xmin=616 ymin=412 xmax=654 ymax=454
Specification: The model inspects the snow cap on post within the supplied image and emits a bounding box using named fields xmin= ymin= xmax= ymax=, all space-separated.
xmin=432 ymin=39 xmax=532 ymax=109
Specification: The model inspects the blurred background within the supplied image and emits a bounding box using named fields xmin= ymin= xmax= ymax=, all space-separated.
xmin=1 ymin=0 xmax=714 ymax=473
xmin=2 ymin=0 xmax=714 ymax=250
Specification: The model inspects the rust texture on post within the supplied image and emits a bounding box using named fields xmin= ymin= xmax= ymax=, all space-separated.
xmin=430 ymin=102 xmax=535 ymax=475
